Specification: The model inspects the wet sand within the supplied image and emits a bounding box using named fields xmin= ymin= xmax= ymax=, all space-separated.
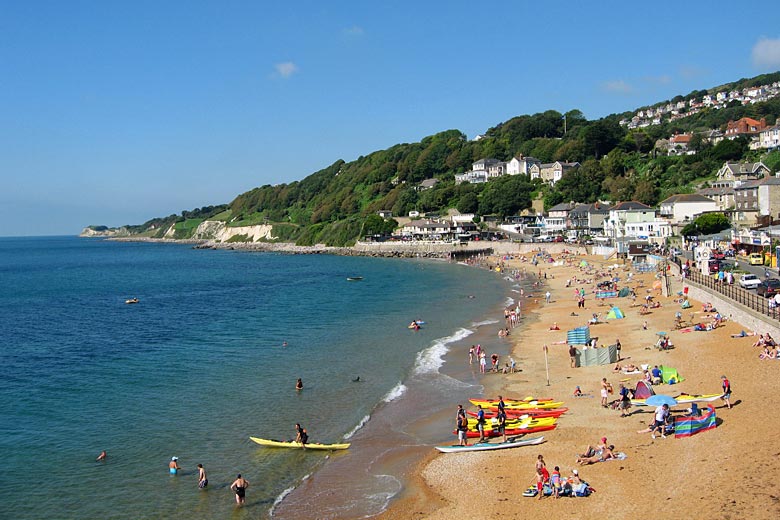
xmin=378 ymin=253 xmax=780 ymax=519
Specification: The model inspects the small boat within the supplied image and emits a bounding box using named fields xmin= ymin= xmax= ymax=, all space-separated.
xmin=435 ymin=435 xmax=544 ymax=453
xmin=346 ymin=276 xmax=363 ymax=281
xmin=249 ymin=436 xmax=350 ymax=450
xmin=125 ymin=298 xmax=139 ymax=304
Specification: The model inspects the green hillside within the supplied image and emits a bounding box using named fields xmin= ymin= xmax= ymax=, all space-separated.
xmin=108 ymin=72 xmax=780 ymax=246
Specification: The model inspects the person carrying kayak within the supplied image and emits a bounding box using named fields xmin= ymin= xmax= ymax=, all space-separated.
xmin=295 ymin=423 xmax=308 ymax=449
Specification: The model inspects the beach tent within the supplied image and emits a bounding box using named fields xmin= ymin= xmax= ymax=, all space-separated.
xmin=606 ymin=307 xmax=625 ymax=319
xmin=633 ymin=380 xmax=655 ymax=399
xmin=660 ymin=365 xmax=684 ymax=384
xmin=674 ymin=405 xmax=717 ymax=438
xmin=618 ymin=287 xmax=630 ymax=298
xmin=579 ymin=260 xmax=589 ymax=268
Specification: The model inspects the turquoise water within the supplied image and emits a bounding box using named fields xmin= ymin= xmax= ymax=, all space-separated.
xmin=0 ymin=237 xmax=509 ymax=519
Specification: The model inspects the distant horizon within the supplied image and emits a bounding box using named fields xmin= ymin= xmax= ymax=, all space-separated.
xmin=2 ymin=1 xmax=780 ymax=236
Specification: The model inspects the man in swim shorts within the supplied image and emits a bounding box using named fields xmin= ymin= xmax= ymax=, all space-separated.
xmin=197 ymin=464 xmax=208 ymax=489
xmin=169 ymin=456 xmax=180 ymax=475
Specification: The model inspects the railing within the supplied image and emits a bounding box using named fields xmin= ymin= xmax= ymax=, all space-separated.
xmin=672 ymin=255 xmax=780 ymax=321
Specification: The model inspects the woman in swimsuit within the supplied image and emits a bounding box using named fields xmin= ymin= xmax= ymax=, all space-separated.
xmin=231 ymin=474 xmax=249 ymax=505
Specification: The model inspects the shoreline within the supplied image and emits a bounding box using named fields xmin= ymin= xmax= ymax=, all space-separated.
xmin=377 ymin=251 xmax=780 ymax=519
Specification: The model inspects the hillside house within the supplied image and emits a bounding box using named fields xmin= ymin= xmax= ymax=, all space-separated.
xmin=696 ymin=186 xmax=735 ymax=211
xmin=714 ymin=161 xmax=770 ymax=187
xmin=725 ymin=117 xmax=768 ymax=138
xmin=604 ymin=202 xmax=671 ymax=244
xmin=506 ymin=155 xmax=541 ymax=176
xmin=546 ymin=202 xmax=576 ymax=232
xmin=658 ymin=194 xmax=718 ymax=224
xmin=568 ymin=202 xmax=611 ymax=235
xmin=758 ymin=125 xmax=780 ymax=151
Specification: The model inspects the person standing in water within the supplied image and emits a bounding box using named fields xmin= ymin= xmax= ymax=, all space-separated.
xmin=295 ymin=378 xmax=303 ymax=391
xmin=169 ymin=457 xmax=180 ymax=475
xmin=197 ymin=464 xmax=208 ymax=489
xmin=96 ymin=450 xmax=106 ymax=461
xmin=231 ymin=474 xmax=249 ymax=505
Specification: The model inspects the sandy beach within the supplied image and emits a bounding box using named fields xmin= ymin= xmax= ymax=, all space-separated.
xmin=378 ymin=252 xmax=780 ymax=520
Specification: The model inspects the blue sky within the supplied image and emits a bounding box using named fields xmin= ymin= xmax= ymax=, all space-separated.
xmin=2 ymin=1 xmax=780 ymax=236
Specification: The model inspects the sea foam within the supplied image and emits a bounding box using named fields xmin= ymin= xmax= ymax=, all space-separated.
xmin=413 ymin=327 xmax=472 ymax=375
xmin=382 ymin=382 xmax=407 ymax=403
xmin=344 ymin=414 xmax=371 ymax=439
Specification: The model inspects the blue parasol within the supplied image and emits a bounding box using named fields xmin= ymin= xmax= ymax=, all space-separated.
xmin=645 ymin=394 xmax=678 ymax=407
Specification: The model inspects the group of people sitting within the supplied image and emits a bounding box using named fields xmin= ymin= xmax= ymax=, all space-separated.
xmin=530 ymin=455 xmax=592 ymax=499
xmin=752 ymin=333 xmax=777 ymax=348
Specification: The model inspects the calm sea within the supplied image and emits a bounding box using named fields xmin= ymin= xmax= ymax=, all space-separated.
xmin=0 ymin=236 xmax=516 ymax=519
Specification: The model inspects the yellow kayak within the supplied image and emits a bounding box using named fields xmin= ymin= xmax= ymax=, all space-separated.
xmin=469 ymin=398 xmax=563 ymax=410
xmin=465 ymin=416 xmax=557 ymax=432
xmin=249 ymin=436 xmax=350 ymax=450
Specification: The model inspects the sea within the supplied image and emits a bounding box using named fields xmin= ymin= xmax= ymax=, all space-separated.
xmin=0 ymin=236 xmax=526 ymax=519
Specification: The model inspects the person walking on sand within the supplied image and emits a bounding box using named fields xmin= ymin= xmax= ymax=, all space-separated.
xmin=476 ymin=405 xmax=486 ymax=443
xmin=231 ymin=474 xmax=249 ymax=506
xmin=168 ymin=456 xmax=180 ymax=475
xmin=569 ymin=344 xmax=577 ymax=368
xmin=456 ymin=405 xmax=468 ymax=446
xmin=468 ymin=345 xmax=475 ymax=364
xmin=545 ymin=291 xmax=551 ymax=304
xmin=479 ymin=351 xmax=487 ymax=373
xmin=197 ymin=464 xmax=208 ymax=489
xmin=721 ymin=375 xmax=732 ymax=409
xmin=600 ymin=378 xmax=611 ymax=408
xmin=618 ymin=383 xmax=632 ymax=417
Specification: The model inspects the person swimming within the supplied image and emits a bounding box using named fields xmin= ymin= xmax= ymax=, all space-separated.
xmin=296 ymin=378 xmax=303 ymax=390
xmin=352 ymin=376 xmax=361 ymax=382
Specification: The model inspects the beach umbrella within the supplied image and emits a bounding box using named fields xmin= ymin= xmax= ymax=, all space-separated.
xmin=645 ymin=395 xmax=678 ymax=407
xmin=656 ymin=331 xmax=667 ymax=336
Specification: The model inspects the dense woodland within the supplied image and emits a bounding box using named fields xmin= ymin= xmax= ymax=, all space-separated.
xmin=119 ymin=72 xmax=780 ymax=246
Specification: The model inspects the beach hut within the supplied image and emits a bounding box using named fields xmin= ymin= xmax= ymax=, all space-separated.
xmin=633 ymin=380 xmax=655 ymax=399
xmin=606 ymin=307 xmax=625 ymax=319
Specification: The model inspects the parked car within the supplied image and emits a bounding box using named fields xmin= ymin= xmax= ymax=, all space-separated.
xmin=749 ymin=253 xmax=764 ymax=265
xmin=739 ymin=274 xmax=761 ymax=290
xmin=554 ymin=235 xmax=565 ymax=243
xmin=756 ymin=279 xmax=780 ymax=297
xmin=711 ymin=250 xmax=725 ymax=260
xmin=724 ymin=249 xmax=735 ymax=257
xmin=707 ymin=259 xmax=723 ymax=274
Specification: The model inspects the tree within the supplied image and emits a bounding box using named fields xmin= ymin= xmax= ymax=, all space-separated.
xmin=478 ymin=175 xmax=533 ymax=217
xmin=583 ymin=119 xmax=625 ymax=159
xmin=680 ymin=213 xmax=730 ymax=236
xmin=457 ymin=192 xmax=479 ymax=214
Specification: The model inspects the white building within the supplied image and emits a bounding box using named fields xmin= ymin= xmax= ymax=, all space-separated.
xmin=658 ymin=194 xmax=719 ymax=224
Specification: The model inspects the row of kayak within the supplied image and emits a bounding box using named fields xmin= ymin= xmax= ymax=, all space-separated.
xmin=247 ymin=396 xmax=565 ymax=452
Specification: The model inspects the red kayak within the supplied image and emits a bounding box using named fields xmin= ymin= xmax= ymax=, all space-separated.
xmin=468 ymin=408 xmax=568 ymax=419
xmin=454 ymin=424 xmax=557 ymax=438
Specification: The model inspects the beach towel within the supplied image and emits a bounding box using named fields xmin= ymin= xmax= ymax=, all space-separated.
xmin=674 ymin=406 xmax=717 ymax=438
xmin=596 ymin=291 xmax=617 ymax=299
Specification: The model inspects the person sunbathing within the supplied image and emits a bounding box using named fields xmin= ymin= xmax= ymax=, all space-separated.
xmin=650 ymin=300 xmax=662 ymax=309
xmin=753 ymin=334 xmax=766 ymax=348
xmin=765 ymin=334 xmax=777 ymax=347
xmin=576 ymin=445 xmax=615 ymax=465
xmin=549 ymin=322 xmax=560 ymax=330
xmin=759 ymin=346 xmax=777 ymax=360
xmin=612 ymin=363 xmax=623 ymax=373
xmin=621 ymin=363 xmax=638 ymax=372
